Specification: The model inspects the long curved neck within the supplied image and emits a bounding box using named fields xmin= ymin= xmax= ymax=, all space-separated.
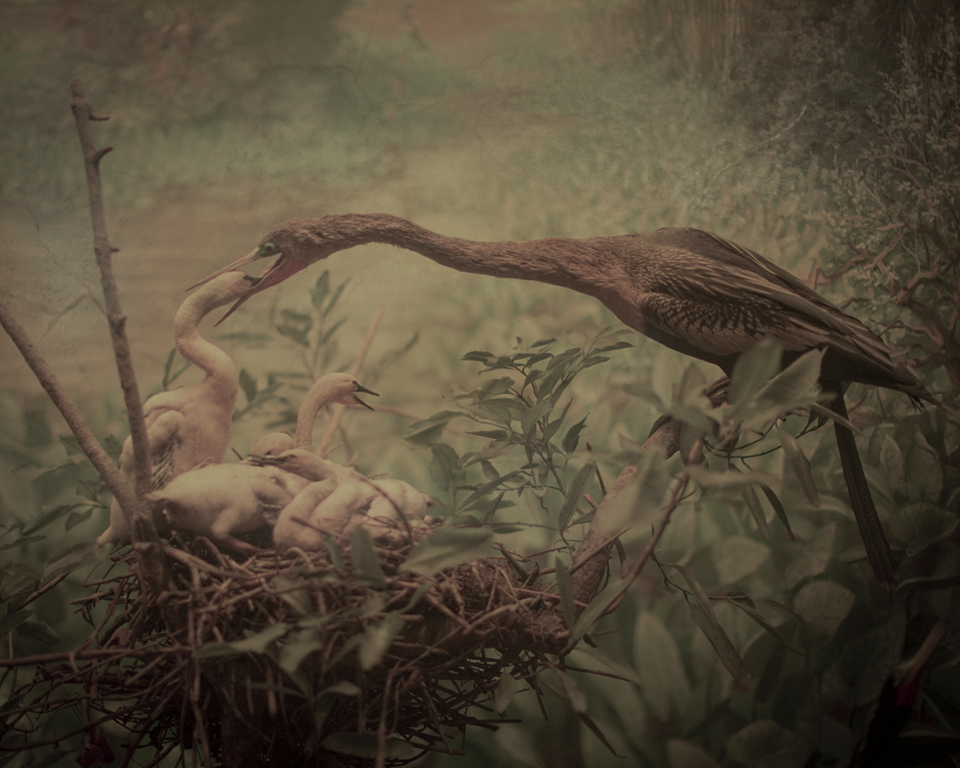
xmin=294 ymin=381 xmax=339 ymax=450
xmin=311 ymin=214 xmax=637 ymax=317
xmin=173 ymin=296 xmax=237 ymax=395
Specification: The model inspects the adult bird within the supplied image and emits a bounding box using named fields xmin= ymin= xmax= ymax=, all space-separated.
xmin=193 ymin=214 xmax=935 ymax=589
xmin=247 ymin=372 xmax=377 ymax=457
xmin=96 ymin=271 xmax=257 ymax=546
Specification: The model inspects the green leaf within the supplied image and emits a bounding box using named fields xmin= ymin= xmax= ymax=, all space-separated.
xmin=668 ymin=563 xmax=716 ymax=622
xmin=403 ymin=411 xmax=462 ymax=448
xmin=319 ymin=317 xmax=346 ymax=346
xmin=633 ymin=611 xmax=691 ymax=722
xmin=600 ymin=446 xmax=670 ymax=535
xmin=557 ymin=462 xmax=595 ymax=532
xmin=783 ymin=524 xmax=835 ymax=589
xmin=723 ymin=595 xmax=801 ymax=653
xmin=454 ymin=469 xmax=526 ymax=514
xmin=594 ymin=340 xmax=634 ymax=352
xmin=760 ymin=484 xmax=795 ymax=541
xmin=238 ymin=368 xmax=257 ymax=404
xmin=195 ymin=622 xmax=294 ymax=658
xmin=273 ymin=574 xmax=313 ymax=616
xmin=668 ymin=739 xmax=722 ymax=768
xmin=16 ymin=618 xmax=59 ymax=646
xmin=461 ymin=350 xmax=496 ymax=364
xmin=58 ymin=434 xmax=83 ymax=456
xmin=562 ymin=417 xmax=588 ymax=454
xmin=688 ymin=602 xmax=751 ymax=691
xmin=553 ymin=670 xmax=588 ymax=714
xmin=541 ymin=400 xmax=571 ymax=444
xmin=494 ymin=672 xmax=523 ymax=714
xmin=475 ymin=377 xmax=517 ymax=399
xmin=310 ymin=270 xmax=331 ymax=312
xmin=725 ymin=720 xmax=811 ymax=768
xmin=793 ymin=580 xmax=855 ymax=641
xmin=741 ymin=482 xmax=770 ymax=542
xmin=322 ymin=282 xmax=347 ymax=320
xmin=401 ymin=526 xmax=493 ymax=576
xmin=729 ymin=339 xmax=783 ymax=417
xmin=0 ymin=609 xmax=33 ymax=638
xmin=889 ymin=502 xmax=958 ymax=557
xmin=161 ymin=347 xmax=177 ymax=390
xmin=0 ymin=535 xmax=45 ymax=552
xmin=688 ymin=465 xmax=778 ymax=490
xmin=429 ymin=443 xmax=466 ymax=493
xmin=460 ymin=439 xmax=515 ymax=467
xmin=712 ymin=536 xmax=769 ymax=583
xmin=43 ymin=542 xmax=101 ymax=579
xmin=350 ymin=528 xmax=387 ymax=588
xmin=469 ymin=430 xmax=509 ymax=441
xmin=741 ymin=349 xmax=824 ymax=432
xmin=322 ymin=732 xmax=418 ymax=760
xmin=778 ymin=427 xmax=819 ymax=507
xmin=565 ymin=577 xmax=626 ymax=649
xmin=480 ymin=460 xmax=499 ymax=482
xmin=101 ymin=433 xmax=123 ymax=463
xmin=359 ymin=612 xmax=404 ymax=670
xmin=279 ymin=628 xmax=325 ymax=675
xmin=231 ymin=622 xmax=293 ymax=654
xmin=519 ymin=398 xmax=552 ymax=440
xmin=567 ymin=647 xmax=645 ymax=686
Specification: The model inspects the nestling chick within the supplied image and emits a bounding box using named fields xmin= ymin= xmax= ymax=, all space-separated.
xmin=147 ymin=463 xmax=297 ymax=552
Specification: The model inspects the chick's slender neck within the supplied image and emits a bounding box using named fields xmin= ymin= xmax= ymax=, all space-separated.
xmin=173 ymin=292 xmax=237 ymax=397
xmin=294 ymin=380 xmax=347 ymax=450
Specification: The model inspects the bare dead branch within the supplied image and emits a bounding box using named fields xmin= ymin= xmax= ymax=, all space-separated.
xmin=69 ymin=80 xmax=153 ymax=515
xmin=0 ymin=300 xmax=136 ymax=511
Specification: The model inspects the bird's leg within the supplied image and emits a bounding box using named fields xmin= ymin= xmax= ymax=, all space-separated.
xmin=829 ymin=392 xmax=899 ymax=591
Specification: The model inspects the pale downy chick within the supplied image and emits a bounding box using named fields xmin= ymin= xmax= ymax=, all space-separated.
xmin=342 ymin=479 xmax=435 ymax=544
xmin=97 ymin=272 xmax=256 ymax=547
xmin=273 ymin=475 xmax=434 ymax=550
xmin=272 ymin=479 xmax=357 ymax=550
xmin=250 ymin=432 xmax=294 ymax=457
xmin=147 ymin=463 xmax=296 ymax=552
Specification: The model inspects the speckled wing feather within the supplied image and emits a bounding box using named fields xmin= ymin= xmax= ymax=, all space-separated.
xmin=632 ymin=228 xmax=929 ymax=399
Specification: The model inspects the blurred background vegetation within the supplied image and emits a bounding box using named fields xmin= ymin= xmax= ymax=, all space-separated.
xmin=1 ymin=0 xmax=958 ymax=765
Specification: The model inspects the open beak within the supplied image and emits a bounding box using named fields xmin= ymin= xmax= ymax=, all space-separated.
xmin=212 ymin=253 xmax=309 ymax=325
xmin=354 ymin=384 xmax=379 ymax=410
xmin=189 ymin=246 xmax=262 ymax=291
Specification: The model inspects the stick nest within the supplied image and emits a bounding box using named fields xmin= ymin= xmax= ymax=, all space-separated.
xmin=55 ymin=529 xmax=571 ymax=766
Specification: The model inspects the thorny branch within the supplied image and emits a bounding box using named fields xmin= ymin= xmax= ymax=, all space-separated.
xmin=69 ymin=80 xmax=154 ymax=522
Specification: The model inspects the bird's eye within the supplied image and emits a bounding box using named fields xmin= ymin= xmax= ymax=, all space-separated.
xmin=257 ymin=242 xmax=278 ymax=259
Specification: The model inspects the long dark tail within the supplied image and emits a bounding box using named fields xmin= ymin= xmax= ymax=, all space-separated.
xmin=830 ymin=393 xmax=898 ymax=591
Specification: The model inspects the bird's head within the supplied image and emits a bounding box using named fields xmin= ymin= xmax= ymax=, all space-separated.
xmin=254 ymin=449 xmax=340 ymax=482
xmin=188 ymin=220 xmax=339 ymax=324
xmin=322 ymin=372 xmax=379 ymax=410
